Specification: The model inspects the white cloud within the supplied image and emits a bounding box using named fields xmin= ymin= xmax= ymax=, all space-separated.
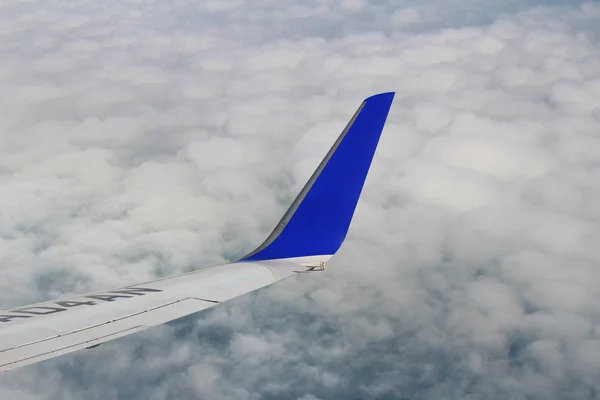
xmin=0 ymin=0 xmax=600 ymax=399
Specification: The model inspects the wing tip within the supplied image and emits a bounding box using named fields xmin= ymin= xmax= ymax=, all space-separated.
xmin=365 ymin=91 xmax=396 ymax=102
xmin=239 ymin=92 xmax=394 ymax=263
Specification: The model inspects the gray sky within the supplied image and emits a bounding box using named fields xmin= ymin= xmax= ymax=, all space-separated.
xmin=1 ymin=0 xmax=600 ymax=399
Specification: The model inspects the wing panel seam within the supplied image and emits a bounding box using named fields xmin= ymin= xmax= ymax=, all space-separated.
xmin=0 ymin=326 xmax=143 ymax=369
xmin=190 ymin=297 xmax=219 ymax=304
xmin=0 ymin=298 xmax=200 ymax=354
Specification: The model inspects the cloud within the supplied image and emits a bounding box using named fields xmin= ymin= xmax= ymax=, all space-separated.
xmin=1 ymin=0 xmax=600 ymax=399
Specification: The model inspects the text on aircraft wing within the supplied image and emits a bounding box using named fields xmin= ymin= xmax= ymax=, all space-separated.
xmin=0 ymin=260 xmax=302 ymax=372
xmin=0 ymin=92 xmax=395 ymax=373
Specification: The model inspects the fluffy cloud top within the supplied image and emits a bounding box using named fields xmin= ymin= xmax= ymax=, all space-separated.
xmin=1 ymin=0 xmax=600 ymax=399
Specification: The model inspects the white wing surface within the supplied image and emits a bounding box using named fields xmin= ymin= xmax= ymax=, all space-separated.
xmin=0 ymin=92 xmax=395 ymax=373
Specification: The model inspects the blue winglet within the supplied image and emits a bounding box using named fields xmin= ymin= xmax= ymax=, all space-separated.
xmin=241 ymin=92 xmax=395 ymax=262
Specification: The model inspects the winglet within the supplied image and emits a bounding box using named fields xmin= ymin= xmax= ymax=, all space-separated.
xmin=240 ymin=92 xmax=395 ymax=263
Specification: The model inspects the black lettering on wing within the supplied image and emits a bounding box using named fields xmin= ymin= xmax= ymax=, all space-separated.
xmin=0 ymin=314 xmax=32 ymax=323
xmin=111 ymin=287 xmax=162 ymax=296
xmin=86 ymin=294 xmax=132 ymax=302
xmin=14 ymin=306 xmax=67 ymax=315
xmin=0 ymin=287 xmax=163 ymax=323
xmin=55 ymin=300 xmax=97 ymax=308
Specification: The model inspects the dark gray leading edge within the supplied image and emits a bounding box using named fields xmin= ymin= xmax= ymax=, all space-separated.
xmin=239 ymin=101 xmax=366 ymax=261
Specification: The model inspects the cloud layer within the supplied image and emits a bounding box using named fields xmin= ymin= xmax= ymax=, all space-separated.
xmin=1 ymin=0 xmax=600 ymax=399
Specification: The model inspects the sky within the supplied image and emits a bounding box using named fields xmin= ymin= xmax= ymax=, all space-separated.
xmin=0 ymin=0 xmax=600 ymax=399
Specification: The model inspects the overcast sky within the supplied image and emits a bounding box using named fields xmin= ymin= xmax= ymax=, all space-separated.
xmin=1 ymin=0 xmax=600 ymax=399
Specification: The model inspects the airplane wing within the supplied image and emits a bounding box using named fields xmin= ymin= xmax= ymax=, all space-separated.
xmin=0 ymin=92 xmax=395 ymax=373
